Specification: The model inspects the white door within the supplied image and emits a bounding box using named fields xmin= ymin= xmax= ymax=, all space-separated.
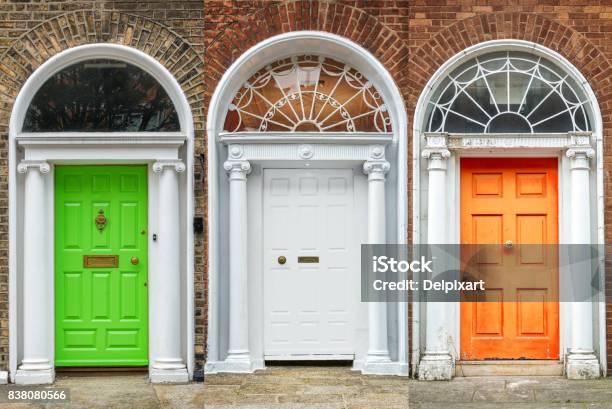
xmin=263 ymin=168 xmax=358 ymax=359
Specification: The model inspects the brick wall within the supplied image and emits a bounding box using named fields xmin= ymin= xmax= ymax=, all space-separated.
xmin=0 ymin=0 xmax=205 ymax=373
xmin=204 ymin=0 xmax=612 ymax=374
xmin=0 ymin=0 xmax=611 ymax=377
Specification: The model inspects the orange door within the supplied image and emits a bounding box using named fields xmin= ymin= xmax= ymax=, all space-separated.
xmin=460 ymin=158 xmax=559 ymax=360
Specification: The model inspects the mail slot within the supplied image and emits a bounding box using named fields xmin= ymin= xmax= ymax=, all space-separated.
xmin=83 ymin=255 xmax=119 ymax=268
xmin=298 ymin=256 xmax=319 ymax=263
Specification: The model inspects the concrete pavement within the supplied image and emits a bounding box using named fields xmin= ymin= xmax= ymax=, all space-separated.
xmin=2 ymin=365 xmax=612 ymax=408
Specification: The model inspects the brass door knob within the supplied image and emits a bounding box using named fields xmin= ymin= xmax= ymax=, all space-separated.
xmin=504 ymin=240 xmax=514 ymax=249
xmin=131 ymin=256 xmax=139 ymax=265
xmin=278 ymin=256 xmax=286 ymax=265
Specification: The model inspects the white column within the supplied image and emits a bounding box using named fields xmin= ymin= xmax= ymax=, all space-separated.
xmin=15 ymin=161 xmax=53 ymax=385
xmin=150 ymin=160 xmax=188 ymax=383
xmin=418 ymin=134 xmax=454 ymax=380
xmin=565 ymin=136 xmax=600 ymax=379
xmin=222 ymin=159 xmax=253 ymax=372
xmin=362 ymin=153 xmax=393 ymax=374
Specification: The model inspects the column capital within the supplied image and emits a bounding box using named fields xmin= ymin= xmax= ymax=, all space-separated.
xmin=566 ymin=146 xmax=595 ymax=159
xmin=17 ymin=160 xmax=50 ymax=174
xmin=363 ymin=160 xmax=390 ymax=181
xmin=224 ymin=160 xmax=251 ymax=181
xmin=153 ymin=160 xmax=185 ymax=173
xmin=566 ymin=135 xmax=595 ymax=170
xmin=422 ymin=133 xmax=451 ymax=170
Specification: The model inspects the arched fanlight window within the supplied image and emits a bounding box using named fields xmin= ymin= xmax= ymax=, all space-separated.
xmin=425 ymin=51 xmax=591 ymax=133
xmin=23 ymin=59 xmax=180 ymax=132
xmin=223 ymin=55 xmax=391 ymax=133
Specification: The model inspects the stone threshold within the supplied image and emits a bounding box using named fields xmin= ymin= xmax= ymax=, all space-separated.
xmin=456 ymin=360 xmax=563 ymax=377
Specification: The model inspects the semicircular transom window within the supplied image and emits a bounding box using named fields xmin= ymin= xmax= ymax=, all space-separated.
xmin=23 ymin=59 xmax=180 ymax=132
xmin=223 ymin=55 xmax=392 ymax=133
xmin=425 ymin=51 xmax=591 ymax=134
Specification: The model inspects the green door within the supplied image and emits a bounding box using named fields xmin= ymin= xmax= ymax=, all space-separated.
xmin=55 ymin=166 xmax=148 ymax=366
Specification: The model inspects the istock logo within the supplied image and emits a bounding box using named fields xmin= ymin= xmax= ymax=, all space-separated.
xmin=372 ymin=256 xmax=433 ymax=273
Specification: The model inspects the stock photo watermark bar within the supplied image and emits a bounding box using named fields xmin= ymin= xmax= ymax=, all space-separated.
xmin=361 ymin=244 xmax=605 ymax=303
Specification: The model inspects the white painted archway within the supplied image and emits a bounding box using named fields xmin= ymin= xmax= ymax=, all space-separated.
xmin=206 ymin=31 xmax=409 ymax=375
xmin=8 ymin=43 xmax=195 ymax=384
xmin=412 ymin=39 xmax=605 ymax=379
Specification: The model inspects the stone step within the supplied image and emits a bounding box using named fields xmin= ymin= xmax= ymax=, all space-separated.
xmin=455 ymin=360 xmax=564 ymax=377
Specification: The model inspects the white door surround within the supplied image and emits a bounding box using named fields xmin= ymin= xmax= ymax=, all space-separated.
xmin=413 ymin=40 xmax=605 ymax=380
xmin=208 ymin=136 xmax=405 ymax=375
xmin=206 ymin=32 xmax=409 ymax=376
xmin=8 ymin=44 xmax=195 ymax=384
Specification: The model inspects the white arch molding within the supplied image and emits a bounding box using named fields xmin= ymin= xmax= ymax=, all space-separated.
xmin=8 ymin=43 xmax=195 ymax=384
xmin=206 ymin=31 xmax=409 ymax=375
xmin=412 ymin=39 xmax=605 ymax=379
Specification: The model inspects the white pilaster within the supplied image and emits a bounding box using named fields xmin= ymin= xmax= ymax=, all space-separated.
xmin=362 ymin=145 xmax=393 ymax=374
xmin=418 ymin=134 xmax=454 ymax=380
xmin=565 ymin=136 xmax=600 ymax=379
xmin=150 ymin=160 xmax=188 ymax=383
xmin=221 ymin=158 xmax=254 ymax=372
xmin=15 ymin=161 xmax=54 ymax=385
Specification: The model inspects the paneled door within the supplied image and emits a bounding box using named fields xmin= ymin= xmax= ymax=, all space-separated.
xmin=263 ymin=169 xmax=358 ymax=359
xmin=55 ymin=166 xmax=148 ymax=366
xmin=460 ymin=158 xmax=559 ymax=360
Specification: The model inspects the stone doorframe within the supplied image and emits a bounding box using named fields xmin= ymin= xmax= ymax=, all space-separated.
xmin=416 ymin=131 xmax=603 ymax=380
xmin=412 ymin=39 xmax=606 ymax=381
xmin=211 ymin=134 xmax=404 ymax=374
xmin=8 ymin=44 xmax=195 ymax=384
xmin=206 ymin=31 xmax=410 ymax=376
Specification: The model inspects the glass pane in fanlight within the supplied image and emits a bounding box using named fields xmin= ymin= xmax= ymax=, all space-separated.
xmin=528 ymin=92 xmax=567 ymax=127
xmin=463 ymin=78 xmax=497 ymax=117
xmin=560 ymin=80 xmax=580 ymax=104
xmin=445 ymin=110 xmax=485 ymax=133
xmin=508 ymin=52 xmax=538 ymax=71
xmin=487 ymin=112 xmax=531 ymax=133
xmin=508 ymin=72 xmax=532 ymax=110
xmin=455 ymin=65 xmax=479 ymax=83
xmin=485 ymin=72 xmax=508 ymax=110
xmin=23 ymin=59 xmax=179 ymax=132
xmin=533 ymin=111 xmax=573 ymax=133
xmin=427 ymin=105 xmax=443 ymax=132
xmin=479 ymin=52 xmax=507 ymax=71
xmin=519 ymin=78 xmax=551 ymax=117
xmin=273 ymin=68 xmax=300 ymax=94
xmin=573 ymin=108 xmax=589 ymax=132
xmin=449 ymin=93 xmax=489 ymax=126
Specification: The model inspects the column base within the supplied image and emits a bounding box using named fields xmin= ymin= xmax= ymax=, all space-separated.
xmin=418 ymin=353 xmax=454 ymax=380
xmin=15 ymin=368 xmax=54 ymax=385
xmin=150 ymin=367 xmax=189 ymax=384
xmin=215 ymin=351 xmax=257 ymax=373
xmin=566 ymin=350 xmax=600 ymax=379
xmin=362 ymin=350 xmax=396 ymax=375
xmin=205 ymin=358 xmax=265 ymax=374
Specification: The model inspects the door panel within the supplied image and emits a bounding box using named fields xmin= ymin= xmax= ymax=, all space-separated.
xmin=460 ymin=158 xmax=559 ymax=360
xmin=55 ymin=166 xmax=148 ymax=366
xmin=263 ymin=169 xmax=358 ymax=358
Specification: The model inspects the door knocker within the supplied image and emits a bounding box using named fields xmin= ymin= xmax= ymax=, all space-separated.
xmin=95 ymin=209 xmax=108 ymax=231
